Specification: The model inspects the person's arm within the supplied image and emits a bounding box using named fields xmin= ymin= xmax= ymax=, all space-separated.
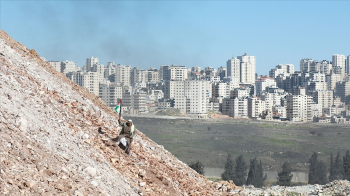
xmin=118 ymin=119 xmax=126 ymax=126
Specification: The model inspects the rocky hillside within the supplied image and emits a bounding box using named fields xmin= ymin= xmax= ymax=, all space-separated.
xmin=0 ymin=31 xmax=240 ymax=195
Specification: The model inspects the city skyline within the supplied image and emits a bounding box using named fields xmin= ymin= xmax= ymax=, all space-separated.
xmin=1 ymin=1 xmax=349 ymax=75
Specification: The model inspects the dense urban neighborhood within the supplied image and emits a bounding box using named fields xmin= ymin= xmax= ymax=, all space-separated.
xmin=45 ymin=54 xmax=350 ymax=123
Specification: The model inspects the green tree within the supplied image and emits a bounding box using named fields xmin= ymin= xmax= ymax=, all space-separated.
xmin=308 ymin=152 xmax=318 ymax=184
xmin=317 ymin=160 xmax=328 ymax=184
xmin=308 ymin=152 xmax=328 ymax=184
xmin=234 ymin=155 xmax=248 ymax=186
xmin=221 ymin=153 xmax=235 ymax=181
xmin=277 ymin=162 xmax=293 ymax=186
xmin=329 ymin=152 xmax=335 ymax=181
xmin=189 ymin=160 xmax=205 ymax=175
xmin=329 ymin=151 xmax=344 ymax=181
xmin=344 ymin=151 xmax=350 ymax=180
xmin=246 ymin=158 xmax=266 ymax=188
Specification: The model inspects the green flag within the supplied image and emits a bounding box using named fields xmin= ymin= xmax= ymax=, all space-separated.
xmin=115 ymin=99 xmax=122 ymax=115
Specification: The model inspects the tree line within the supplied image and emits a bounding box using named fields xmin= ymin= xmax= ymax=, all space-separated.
xmin=189 ymin=150 xmax=350 ymax=187
xmin=309 ymin=150 xmax=350 ymax=184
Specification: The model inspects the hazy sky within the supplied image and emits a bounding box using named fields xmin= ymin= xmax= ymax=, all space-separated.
xmin=1 ymin=1 xmax=349 ymax=75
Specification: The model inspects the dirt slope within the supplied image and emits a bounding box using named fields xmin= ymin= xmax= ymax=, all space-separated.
xmin=0 ymin=30 xmax=239 ymax=195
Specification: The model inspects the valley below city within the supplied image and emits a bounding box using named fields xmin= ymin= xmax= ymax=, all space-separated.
xmin=126 ymin=115 xmax=350 ymax=181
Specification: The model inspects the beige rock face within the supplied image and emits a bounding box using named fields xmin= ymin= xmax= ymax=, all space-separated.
xmin=0 ymin=30 xmax=240 ymax=195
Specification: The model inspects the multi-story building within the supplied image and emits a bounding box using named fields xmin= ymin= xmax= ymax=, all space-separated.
xmin=248 ymin=97 xmax=265 ymax=118
xmin=133 ymin=90 xmax=147 ymax=112
xmin=326 ymin=74 xmax=343 ymax=90
xmin=332 ymin=54 xmax=346 ymax=77
xmin=104 ymin=62 xmax=116 ymax=81
xmin=227 ymin=56 xmax=241 ymax=79
xmin=160 ymin=65 xmax=188 ymax=81
xmin=99 ymin=82 xmax=123 ymax=109
xmin=300 ymin=59 xmax=313 ymax=73
xmin=212 ymin=82 xmax=229 ymax=98
xmin=347 ymin=55 xmax=350 ymax=75
xmin=238 ymin=53 xmax=256 ymax=84
xmin=269 ymin=64 xmax=294 ymax=78
xmin=130 ymin=67 xmax=147 ymax=86
xmin=92 ymin=63 xmax=105 ymax=80
xmin=286 ymin=94 xmax=314 ymax=122
xmin=255 ymin=76 xmax=276 ymax=94
xmin=335 ymin=81 xmax=350 ymax=105
xmin=48 ymin=61 xmax=61 ymax=72
xmin=230 ymin=88 xmax=250 ymax=98
xmin=115 ymin=64 xmax=131 ymax=86
xmin=146 ymin=69 xmax=160 ymax=83
xmin=309 ymin=90 xmax=333 ymax=109
xmin=86 ymin=56 xmax=99 ymax=72
xmin=217 ymin=66 xmax=227 ymax=80
xmin=163 ymin=80 xmax=184 ymax=100
xmin=222 ymin=97 xmax=248 ymax=118
xmin=60 ymin=60 xmax=81 ymax=74
xmin=172 ymin=80 xmax=211 ymax=117
xmin=66 ymin=71 xmax=100 ymax=95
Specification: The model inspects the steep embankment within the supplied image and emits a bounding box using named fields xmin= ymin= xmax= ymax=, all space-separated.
xmin=0 ymin=31 xmax=239 ymax=195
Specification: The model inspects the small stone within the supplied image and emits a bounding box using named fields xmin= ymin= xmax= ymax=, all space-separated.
xmin=83 ymin=134 xmax=89 ymax=139
xmin=74 ymin=190 xmax=84 ymax=196
xmin=91 ymin=181 xmax=98 ymax=186
xmin=7 ymin=179 xmax=13 ymax=184
xmin=24 ymin=180 xmax=36 ymax=188
xmin=140 ymin=182 xmax=146 ymax=187
xmin=83 ymin=166 xmax=97 ymax=177
xmin=139 ymin=169 xmax=146 ymax=177
xmin=55 ymin=184 xmax=65 ymax=191
xmin=111 ymin=158 xmax=118 ymax=164
xmin=62 ymin=175 xmax=69 ymax=180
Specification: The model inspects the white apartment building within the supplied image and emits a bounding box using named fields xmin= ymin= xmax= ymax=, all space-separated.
xmin=326 ymin=74 xmax=343 ymax=90
xmin=309 ymin=90 xmax=333 ymax=109
xmin=212 ymin=82 xmax=229 ymax=98
xmin=300 ymin=59 xmax=313 ymax=73
xmin=347 ymin=55 xmax=350 ymax=75
xmin=332 ymin=54 xmax=346 ymax=77
xmin=269 ymin=64 xmax=294 ymax=78
xmin=55 ymin=60 xmax=81 ymax=74
xmin=133 ymin=90 xmax=147 ymax=112
xmin=99 ymin=82 xmax=123 ymax=109
xmin=191 ymin=66 xmax=201 ymax=73
xmin=248 ymin=97 xmax=265 ymax=118
xmin=230 ymin=88 xmax=250 ymax=98
xmin=168 ymin=80 xmax=211 ymax=117
xmin=227 ymin=56 xmax=241 ymax=79
xmin=222 ymin=97 xmax=248 ymax=118
xmin=286 ymin=94 xmax=314 ymax=122
xmin=164 ymin=80 xmax=184 ymax=100
xmin=104 ymin=63 xmax=116 ymax=80
xmin=66 ymin=71 xmax=100 ymax=95
xmin=146 ymin=70 xmax=160 ymax=83
xmin=86 ymin=56 xmax=99 ymax=72
xmin=255 ymin=76 xmax=276 ymax=94
xmin=335 ymin=81 xmax=350 ymax=105
xmin=160 ymin=65 xmax=188 ymax=81
xmin=238 ymin=53 xmax=256 ymax=84
xmin=130 ymin=67 xmax=147 ymax=86
xmin=48 ymin=61 xmax=61 ymax=72
xmin=115 ymin=64 xmax=131 ymax=86
xmin=92 ymin=63 xmax=105 ymax=80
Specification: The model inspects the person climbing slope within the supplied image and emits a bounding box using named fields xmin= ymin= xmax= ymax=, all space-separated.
xmin=111 ymin=115 xmax=135 ymax=155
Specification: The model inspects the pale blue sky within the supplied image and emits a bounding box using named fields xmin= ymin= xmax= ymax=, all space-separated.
xmin=1 ymin=1 xmax=349 ymax=75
